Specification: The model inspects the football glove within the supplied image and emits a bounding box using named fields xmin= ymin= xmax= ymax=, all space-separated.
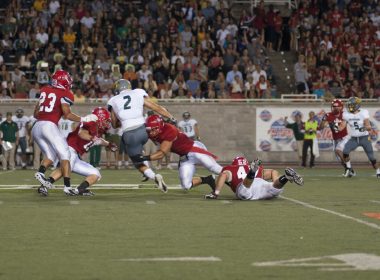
xmin=250 ymin=158 xmax=262 ymax=172
xmin=81 ymin=114 xmax=98 ymax=123
xmin=204 ymin=192 xmax=218 ymax=199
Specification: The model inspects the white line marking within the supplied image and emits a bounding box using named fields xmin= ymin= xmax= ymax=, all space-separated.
xmin=0 ymin=170 xmax=15 ymax=175
xmin=0 ymin=201 xmax=3 ymax=205
xmin=220 ymin=200 xmax=232 ymax=204
xmin=370 ymin=200 xmax=380 ymax=204
xmin=0 ymin=184 xmax=182 ymax=190
xmin=281 ymin=196 xmax=380 ymax=230
xmin=69 ymin=201 xmax=80 ymax=205
xmin=117 ymin=256 xmax=221 ymax=262
xmin=146 ymin=200 xmax=156 ymax=205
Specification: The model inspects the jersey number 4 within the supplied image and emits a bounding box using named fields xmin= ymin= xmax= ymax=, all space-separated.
xmin=39 ymin=92 xmax=56 ymax=113
xmin=237 ymin=166 xmax=247 ymax=179
xmin=123 ymin=96 xmax=131 ymax=110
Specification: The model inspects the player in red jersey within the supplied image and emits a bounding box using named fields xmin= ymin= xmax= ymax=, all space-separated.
xmin=139 ymin=114 xmax=222 ymax=191
xmin=32 ymin=70 xmax=98 ymax=195
xmin=204 ymin=157 xmax=304 ymax=200
xmin=37 ymin=107 xmax=117 ymax=196
xmin=318 ymin=99 xmax=350 ymax=174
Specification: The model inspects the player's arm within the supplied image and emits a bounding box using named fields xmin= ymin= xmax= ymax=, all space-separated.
xmin=33 ymin=102 xmax=40 ymax=118
xmin=363 ymin=118 xmax=375 ymax=135
xmin=144 ymin=99 xmax=176 ymax=121
xmin=107 ymin=105 xmax=121 ymax=128
xmin=205 ymin=171 xmax=228 ymax=199
xmin=145 ymin=140 xmax=172 ymax=161
xmin=79 ymin=128 xmax=115 ymax=151
xmin=338 ymin=120 xmax=347 ymax=131
xmin=61 ymin=104 xmax=98 ymax=123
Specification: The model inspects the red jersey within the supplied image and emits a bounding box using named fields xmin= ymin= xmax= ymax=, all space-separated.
xmin=150 ymin=123 xmax=194 ymax=156
xmin=223 ymin=164 xmax=264 ymax=193
xmin=323 ymin=112 xmax=348 ymax=140
xmin=67 ymin=122 xmax=99 ymax=155
xmin=37 ymin=85 xmax=74 ymax=125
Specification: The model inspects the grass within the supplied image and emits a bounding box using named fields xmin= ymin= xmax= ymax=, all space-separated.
xmin=0 ymin=167 xmax=380 ymax=280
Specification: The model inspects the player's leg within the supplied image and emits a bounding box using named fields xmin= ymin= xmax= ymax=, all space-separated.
xmin=124 ymin=126 xmax=168 ymax=192
xmin=178 ymin=159 xmax=196 ymax=190
xmin=71 ymin=154 xmax=101 ymax=196
xmin=334 ymin=137 xmax=348 ymax=172
xmin=190 ymin=153 xmax=222 ymax=190
xmin=19 ymin=137 xmax=28 ymax=169
xmin=343 ymin=138 xmax=359 ymax=177
xmin=301 ymin=140 xmax=308 ymax=167
xmin=360 ymin=137 xmax=380 ymax=177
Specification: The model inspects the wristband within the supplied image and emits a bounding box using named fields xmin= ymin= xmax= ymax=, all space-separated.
xmin=142 ymin=155 xmax=151 ymax=161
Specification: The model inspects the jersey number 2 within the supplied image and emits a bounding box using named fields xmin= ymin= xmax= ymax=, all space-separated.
xmin=123 ymin=96 xmax=131 ymax=110
xmin=39 ymin=92 xmax=56 ymax=113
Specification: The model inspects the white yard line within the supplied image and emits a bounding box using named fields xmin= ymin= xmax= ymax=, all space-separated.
xmin=0 ymin=184 xmax=182 ymax=190
xmin=145 ymin=200 xmax=156 ymax=205
xmin=0 ymin=170 xmax=16 ymax=175
xmin=281 ymin=195 xmax=380 ymax=230
xmin=116 ymin=256 xmax=221 ymax=262
xmin=370 ymin=200 xmax=380 ymax=204
xmin=220 ymin=200 xmax=232 ymax=204
xmin=0 ymin=201 xmax=3 ymax=205
xmin=69 ymin=201 xmax=80 ymax=205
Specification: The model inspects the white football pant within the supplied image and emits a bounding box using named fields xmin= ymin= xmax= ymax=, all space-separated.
xmin=236 ymin=177 xmax=283 ymax=200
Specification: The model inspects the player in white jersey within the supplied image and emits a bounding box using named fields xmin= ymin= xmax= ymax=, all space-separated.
xmin=12 ymin=108 xmax=30 ymax=169
xmin=178 ymin=111 xmax=200 ymax=140
xmin=58 ymin=118 xmax=75 ymax=138
xmin=107 ymin=79 xmax=177 ymax=191
xmin=341 ymin=97 xmax=380 ymax=178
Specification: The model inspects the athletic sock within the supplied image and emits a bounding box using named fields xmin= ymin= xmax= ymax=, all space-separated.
xmin=77 ymin=181 xmax=90 ymax=192
xmin=48 ymin=177 xmax=55 ymax=183
xmin=63 ymin=177 xmax=71 ymax=188
xmin=279 ymin=175 xmax=288 ymax=186
xmin=346 ymin=161 xmax=352 ymax=169
xmin=38 ymin=166 xmax=47 ymax=174
xmin=144 ymin=168 xmax=156 ymax=180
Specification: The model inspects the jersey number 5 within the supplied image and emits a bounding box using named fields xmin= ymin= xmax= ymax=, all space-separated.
xmin=39 ymin=92 xmax=56 ymax=113
xmin=123 ymin=95 xmax=131 ymax=110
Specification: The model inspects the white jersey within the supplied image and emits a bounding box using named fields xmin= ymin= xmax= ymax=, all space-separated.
xmin=107 ymin=88 xmax=148 ymax=132
xmin=343 ymin=109 xmax=370 ymax=137
xmin=58 ymin=118 xmax=74 ymax=138
xmin=12 ymin=115 xmax=30 ymax=137
xmin=178 ymin=119 xmax=197 ymax=138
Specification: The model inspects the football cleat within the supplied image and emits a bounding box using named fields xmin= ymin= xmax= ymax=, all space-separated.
xmin=34 ymin=172 xmax=53 ymax=189
xmin=154 ymin=174 xmax=168 ymax=193
xmin=37 ymin=186 xmax=48 ymax=196
xmin=285 ymin=168 xmax=304 ymax=186
xmin=78 ymin=189 xmax=95 ymax=196
xmin=202 ymin=175 xmax=216 ymax=191
xmin=343 ymin=168 xmax=355 ymax=178
xmin=63 ymin=186 xmax=78 ymax=196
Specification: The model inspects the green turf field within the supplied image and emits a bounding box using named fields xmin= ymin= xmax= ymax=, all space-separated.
xmin=0 ymin=167 xmax=380 ymax=280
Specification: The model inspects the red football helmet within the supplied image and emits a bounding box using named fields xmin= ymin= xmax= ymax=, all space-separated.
xmin=231 ymin=156 xmax=249 ymax=166
xmin=92 ymin=107 xmax=111 ymax=132
xmin=331 ymin=99 xmax=343 ymax=115
xmin=146 ymin=114 xmax=164 ymax=137
xmin=51 ymin=70 xmax=73 ymax=90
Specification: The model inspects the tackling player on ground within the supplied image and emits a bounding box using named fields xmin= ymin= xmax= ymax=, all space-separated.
xmin=38 ymin=107 xmax=117 ymax=196
xmin=138 ymin=114 xmax=221 ymax=191
xmin=32 ymin=70 xmax=98 ymax=195
xmin=204 ymin=156 xmax=303 ymax=200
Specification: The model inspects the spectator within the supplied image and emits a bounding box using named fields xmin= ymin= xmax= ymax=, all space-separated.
xmin=255 ymin=75 xmax=271 ymax=98
xmin=226 ymin=64 xmax=242 ymax=86
xmin=29 ymin=82 xmax=40 ymax=99
xmin=13 ymin=108 xmax=30 ymax=169
xmin=0 ymin=112 xmax=19 ymax=170
xmin=294 ymin=55 xmax=310 ymax=94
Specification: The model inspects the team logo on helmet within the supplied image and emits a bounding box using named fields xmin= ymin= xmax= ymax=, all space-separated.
xmin=92 ymin=107 xmax=111 ymax=132
xmin=231 ymin=156 xmax=249 ymax=166
xmin=347 ymin=97 xmax=361 ymax=113
xmin=259 ymin=110 xmax=272 ymax=122
xmin=146 ymin=115 xmax=165 ymax=137
xmin=51 ymin=70 xmax=73 ymax=90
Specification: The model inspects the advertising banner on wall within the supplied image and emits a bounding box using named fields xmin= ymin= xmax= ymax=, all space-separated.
xmin=256 ymin=107 xmax=380 ymax=152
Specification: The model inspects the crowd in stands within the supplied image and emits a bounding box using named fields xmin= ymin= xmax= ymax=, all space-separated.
xmin=0 ymin=0 xmax=378 ymax=101
xmin=293 ymin=0 xmax=380 ymax=99
xmin=0 ymin=0 xmax=282 ymax=101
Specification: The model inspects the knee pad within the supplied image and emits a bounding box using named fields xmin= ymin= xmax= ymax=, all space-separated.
xmin=130 ymin=154 xmax=146 ymax=169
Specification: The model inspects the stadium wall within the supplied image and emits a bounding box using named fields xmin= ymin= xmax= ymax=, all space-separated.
xmin=3 ymin=101 xmax=379 ymax=164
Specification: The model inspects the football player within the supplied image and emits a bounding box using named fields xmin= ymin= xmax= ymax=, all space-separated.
xmin=12 ymin=108 xmax=30 ymax=169
xmin=341 ymin=97 xmax=380 ymax=178
xmin=107 ymin=79 xmax=177 ymax=192
xmin=204 ymin=156 xmax=304 ymax=200
xmin=32 ymin=70 xmax=98 ymax=195
xmin=139 ymin=114 xmax=221 ymax=191
xmin=318 ymin=99 xmax=350 ymax=174
xmin=178 ymin=112 xmax=200 ymax=140
xmin=37 ymin=107 xmax=117 ymax=196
